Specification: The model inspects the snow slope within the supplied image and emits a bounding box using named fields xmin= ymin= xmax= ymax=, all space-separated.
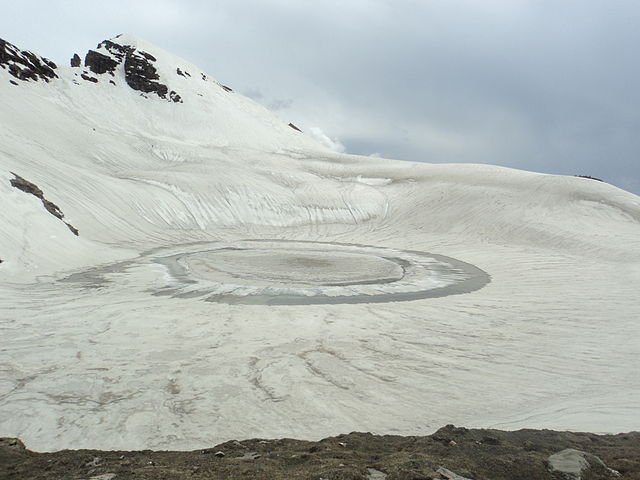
xmin=1 ymin=35 xmax=639 ymax=451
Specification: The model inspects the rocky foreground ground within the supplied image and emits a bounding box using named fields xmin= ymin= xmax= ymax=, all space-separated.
xmin=2 ymin=426 xmax=639 ymax=479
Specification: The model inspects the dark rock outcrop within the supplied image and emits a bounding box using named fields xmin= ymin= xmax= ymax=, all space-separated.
xmin=0 ymin=38 xmax=57 ymax=82
xmin=95 ymin=39 xmax=129 ymax=62
xmin=122 ymin=49 xmax=183 ymax=102
xmin=3 ymin=36 xmax=184 ymax=103
xmin=576 ymin=175 xmax=605 ymax=182
xmin=80 ymin=73 xmax=98 ymax=83
xmin=84 ymin=49 xmax=118 ymax=75
xmin=288 ymin=122 xmax=303 ymax=132
xmin=9 ymin=173 xmax=79 ymax=236
xmin=84 ymin=39 xmax=182 ymax=102
xmin=139 ymin=50 xmax=156 ymax=62
xmin=123 ymin=49 xmax=168 ymax=98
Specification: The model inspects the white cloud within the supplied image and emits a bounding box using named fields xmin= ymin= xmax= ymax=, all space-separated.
xmin=307 ymin=127 xmax=346 ymax=153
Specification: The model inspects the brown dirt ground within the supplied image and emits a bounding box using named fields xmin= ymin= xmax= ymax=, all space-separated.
xmin=2 ymin=425 xmax=639 ymax=479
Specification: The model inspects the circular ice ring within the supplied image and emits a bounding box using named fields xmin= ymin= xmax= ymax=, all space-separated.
xmin=151 ymin=240 xmax=490 ymax=305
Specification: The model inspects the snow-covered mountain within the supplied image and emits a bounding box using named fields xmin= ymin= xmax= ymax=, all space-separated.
xmin=1 ymin=35 xmax=639 ymax=451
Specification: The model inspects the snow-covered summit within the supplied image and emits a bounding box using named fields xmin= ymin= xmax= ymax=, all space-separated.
xmin=1 ymin=35 xmax=323 ymax=152
xmin=79 ymin=34 xmax=200 ymax=103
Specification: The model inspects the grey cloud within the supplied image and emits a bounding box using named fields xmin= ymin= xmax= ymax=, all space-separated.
xmin=242 ymin=88 xmax=264 ymax=101
xmin=268 ymin=98 xmax=293 ymax=111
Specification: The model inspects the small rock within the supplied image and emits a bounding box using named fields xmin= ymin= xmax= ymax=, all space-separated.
xmin=91 ymin=475 xmax=116 ymax=480
xmin=548 ymin=449 xmax=589 ymax=479
xmin=80 ymin=475 xmax=116 ymax=480
xmin=548 ymin=448 xmax=620 ymax=480
xmin=436 ymin=467 xmax=474 ymax=480
xmin=236 ymin=451 xmax=261 ymax=460
xmin=338 ymin=442 xmax=347 ymax=447
xmin=448 ymin=440 xmax=457 ymax=446
xmin=367 ymin=468 xmax=388 ymax=480
xmin=85 ymin=457 xmax=101 ymax=467
xmin=81 ymin=73 xmax=98 ymax=83
xmin=1 ymin=438 xmax=26 ymax=449
xmin=214 ymin=451 xmax=225 ymax=457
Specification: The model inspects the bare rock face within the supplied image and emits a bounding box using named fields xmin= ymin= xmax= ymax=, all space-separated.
xmin=70 ymin=53 xmax=81 ymax=67
xmin=84 ymin=49 xmax=119 ymax=75
xmin=0 ymin=38 xmax=57 ymax=82
xmin=9 ymin=173 xmax=79 ymax=236
xmin=122 ymin=48 xmax=182 ymax=103
xmin=83 ymin=38 xmax=183 ymax=103
xmin=123 ymin=48 xmax=168 ymax=98
xmin=81 ymin=73 xmax=98 ymax=83
xmin=2 ymin=36 xmax=183 ymax=103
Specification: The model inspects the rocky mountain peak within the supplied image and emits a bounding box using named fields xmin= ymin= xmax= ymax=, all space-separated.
xmin=1 ymin=35 xmax=245 ymax=106
xmin=83 ymin=35 xmax=182 ymax=102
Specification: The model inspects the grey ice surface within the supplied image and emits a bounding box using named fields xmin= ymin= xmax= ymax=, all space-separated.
xmin=71 ymin=240 xmax=489 ymax=305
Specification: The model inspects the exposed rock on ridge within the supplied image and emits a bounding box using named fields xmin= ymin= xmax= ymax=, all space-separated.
xmin=10 ymin=173 xmax=79 ymax=236
xmin=0 ymin=35 xmax=237 ymax=105
xmin=84 ymin=38 xmax=182 ymax=102
xmin=70 ymin=53 xmax=81 ymax=67
xmin=0 ymin=38 xmax=57 ymax=82
xmin=84 ymin=49 xmax=119 ymax=75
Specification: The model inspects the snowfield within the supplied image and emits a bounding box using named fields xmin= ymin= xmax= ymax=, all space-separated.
xmin=1 ymin=35 xmax=639 ymax=451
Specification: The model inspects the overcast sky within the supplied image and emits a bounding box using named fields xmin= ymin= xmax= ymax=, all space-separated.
xmin=2 ymin=0 xmax=639 ymax=193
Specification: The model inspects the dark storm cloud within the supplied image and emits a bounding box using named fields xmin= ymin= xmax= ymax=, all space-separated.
xmin=2 ymin=0 xmax=638 ymax=193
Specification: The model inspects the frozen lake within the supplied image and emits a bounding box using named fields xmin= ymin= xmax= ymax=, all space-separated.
xmin=2 ymin=225 xmax=638 ymax=451
xmin=63 ymin=240 xmax=490 ymax=305
xmin=1 ymin=34 xmax=639 ymax=452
